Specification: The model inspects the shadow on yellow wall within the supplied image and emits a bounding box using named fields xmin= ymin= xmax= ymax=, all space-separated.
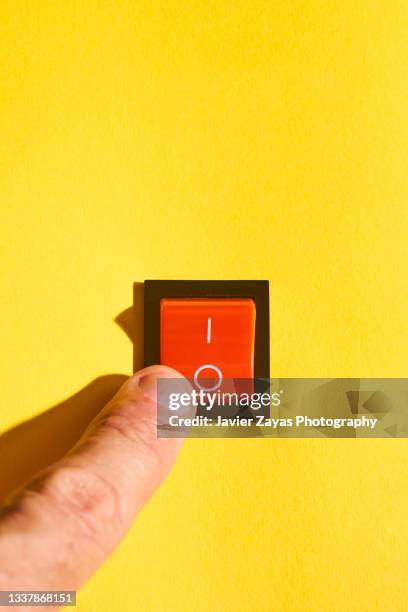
xmin=0 ymin=285 xmax=144 ymax=504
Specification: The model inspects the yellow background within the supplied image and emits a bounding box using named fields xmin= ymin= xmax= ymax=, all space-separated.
xmin=1 ymin=1 xmax=408 ymax=610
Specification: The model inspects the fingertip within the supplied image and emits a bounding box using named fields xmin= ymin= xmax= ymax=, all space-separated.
xmin=136 ymin=364 xmax=185 ymax=380
xmin=121 ymin=364 xmax=183 ymax=388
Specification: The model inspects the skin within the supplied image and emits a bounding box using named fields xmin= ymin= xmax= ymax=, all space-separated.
xmin=0 ymin=365 xmax=188 ymax=610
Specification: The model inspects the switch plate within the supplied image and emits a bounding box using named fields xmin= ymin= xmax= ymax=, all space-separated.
xmin=142 ymin=280 xmax=269 ymax=378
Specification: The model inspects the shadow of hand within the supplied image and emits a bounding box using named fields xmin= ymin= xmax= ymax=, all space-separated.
xmin=0 ymin=288 xmax=143 ymax=504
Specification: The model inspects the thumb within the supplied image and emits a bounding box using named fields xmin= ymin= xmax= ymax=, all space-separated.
xmin=0 ymin=365 xmax=191 ymax=592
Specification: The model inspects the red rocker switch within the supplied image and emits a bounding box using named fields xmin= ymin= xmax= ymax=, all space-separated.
xmin=160 ymin=298 xmax=255 ymax=387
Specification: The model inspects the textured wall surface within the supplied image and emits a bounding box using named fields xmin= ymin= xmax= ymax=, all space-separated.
xmin=1 ymin=2 xmax=407 ymax=610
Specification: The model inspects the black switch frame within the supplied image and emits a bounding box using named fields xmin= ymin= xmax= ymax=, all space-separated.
xmin=142 ymin=280 xmax=269 ymax=378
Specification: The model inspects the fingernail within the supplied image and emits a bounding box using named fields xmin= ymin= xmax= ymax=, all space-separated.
xmin=138 ymin=373 xmax=160 ymax=402
xmin=139 ymin=373 xmax=192 ymax=402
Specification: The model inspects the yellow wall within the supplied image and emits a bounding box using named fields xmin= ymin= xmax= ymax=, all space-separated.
xmin=1 ymin=2 xmax=408 ymax=610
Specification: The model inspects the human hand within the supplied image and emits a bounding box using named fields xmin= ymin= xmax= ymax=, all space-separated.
xmin=0 ymin=365 xmax=186 ymax=610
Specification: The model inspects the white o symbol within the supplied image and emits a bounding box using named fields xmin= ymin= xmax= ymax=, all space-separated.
xmin=193 ymin=364 xmax=223 ymax=391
